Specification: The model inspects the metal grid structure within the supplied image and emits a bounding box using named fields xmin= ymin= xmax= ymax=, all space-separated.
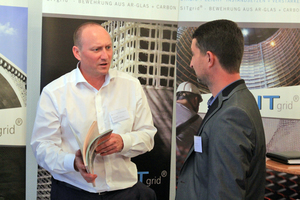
xmin=266 ymin=119 xmax=300 ymax=153
xmin=37 ymin=166 xmax=51 ymax=200
xmin=102 ymin=21 xmax=177 ymax=89
xmin=241 ymin=29 xmax=300 ymax=89
xmin=265 ymin=169 xmax=300 ymax=200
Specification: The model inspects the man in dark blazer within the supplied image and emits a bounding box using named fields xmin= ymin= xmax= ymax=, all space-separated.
xmin=176 ymin=20 xmax=266 ymax=199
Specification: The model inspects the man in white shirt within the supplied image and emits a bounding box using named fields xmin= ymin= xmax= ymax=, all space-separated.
xmin=31 ymin=22 xmax=157 ymax=200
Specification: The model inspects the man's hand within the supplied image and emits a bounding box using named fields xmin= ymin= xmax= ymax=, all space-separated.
xmin=74 ymin=149 xmax=97 ymax=183
xmin=95 ymin=133 xmax=124 ymax=156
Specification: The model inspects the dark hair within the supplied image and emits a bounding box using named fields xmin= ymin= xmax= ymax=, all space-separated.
xmin=192 ymin=19 xmax=244 ymax=73
xmin=73 ymin=22 xmax=102 ymax=49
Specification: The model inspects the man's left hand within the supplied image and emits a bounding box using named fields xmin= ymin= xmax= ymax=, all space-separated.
xmin=95 ymin=133 xmax=124 ymax=156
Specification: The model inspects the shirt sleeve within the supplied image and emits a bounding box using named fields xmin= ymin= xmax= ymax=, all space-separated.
xmin=30 ymin=88 xmax=76 ymax=174
xmin=119 ymin=83 xmax=157 ymax=158
xmin=207 ymin=106 xmax=255 ymax=199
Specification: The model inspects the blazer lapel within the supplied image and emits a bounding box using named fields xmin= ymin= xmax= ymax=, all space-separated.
xmin=196 ymin=79 xmax=245 ymax=136
xmin=182 ymin=80 xmax=246 ymax=162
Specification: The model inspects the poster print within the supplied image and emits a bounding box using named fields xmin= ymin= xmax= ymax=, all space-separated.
xmin=36 ymin=17 xmax=175 ymax=200
xmin=0 ymin=3 xmax=28 ymax=200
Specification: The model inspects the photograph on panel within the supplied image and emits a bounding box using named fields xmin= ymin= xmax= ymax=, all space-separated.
xmin=0 ymin=5 xmax=28 ymax=200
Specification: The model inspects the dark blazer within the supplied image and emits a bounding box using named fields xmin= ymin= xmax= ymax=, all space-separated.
xmin=176 ymin=80 xmax=266 ymax=200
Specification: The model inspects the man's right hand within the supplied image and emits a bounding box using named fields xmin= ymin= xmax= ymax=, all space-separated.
xmin=74 ymin=149 xmax=97 ymax=184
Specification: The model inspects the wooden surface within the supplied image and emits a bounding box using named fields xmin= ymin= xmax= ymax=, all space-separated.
xmin=266 ymin=158 xmax=300 ymax=175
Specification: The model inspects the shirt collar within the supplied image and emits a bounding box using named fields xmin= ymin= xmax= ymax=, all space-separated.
xmin=74 ymin=62 xmax=87 ymax=84
xmin=207 ymin=79 xmax=242 ymax=108
xmin=75 ymin=61 xmax=115 ymax=87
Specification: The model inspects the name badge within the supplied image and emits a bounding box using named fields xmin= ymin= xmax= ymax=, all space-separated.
xmin=194 ymin=136 xmax=202 ymax=153
xmin=109 ymin=108 xmax=130 ymax=123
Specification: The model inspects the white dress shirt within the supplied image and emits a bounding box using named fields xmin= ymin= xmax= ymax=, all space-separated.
xmin=31 ymin=66 xmax=157 ymax=193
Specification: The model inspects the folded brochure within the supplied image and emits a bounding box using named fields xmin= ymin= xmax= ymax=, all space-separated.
xmin=69 ymin=121 xmax=113 ymax=186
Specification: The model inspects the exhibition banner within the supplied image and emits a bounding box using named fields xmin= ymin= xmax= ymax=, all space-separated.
xmin=42 ymin=0 xmax=300 ymax=24
xmin=0 ymin=0 xmax=27 ymax=7
xmin=42 ymin=0 xmax=178 ymax=21
xmin=178 ymin=1 xmax=299 ymax=23
xmin=176 ymin=7 xmax=300 ymax=198
xmin=38 ymin=15 xmax=174 ymax=199
xmin=0 ymin=4 xmax=28 ymax=141
xmin=0 ymin=1 xmax=28 ymax=199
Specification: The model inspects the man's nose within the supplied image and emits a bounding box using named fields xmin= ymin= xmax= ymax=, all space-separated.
xmin=101 ymin=50 xmax=108 ymax=59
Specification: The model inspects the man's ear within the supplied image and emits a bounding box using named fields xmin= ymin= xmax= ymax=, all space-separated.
xmin=72 ymin=46 xmax=81 ymax=61
xmin=206 ymin=51 xmax=215 ymax=67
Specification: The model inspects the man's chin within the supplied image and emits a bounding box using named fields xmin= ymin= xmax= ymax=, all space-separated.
xmin=98 ymin=68 xmax=110 ymax=75
xmin=98 ymin=64 xmax=109 ymax=70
